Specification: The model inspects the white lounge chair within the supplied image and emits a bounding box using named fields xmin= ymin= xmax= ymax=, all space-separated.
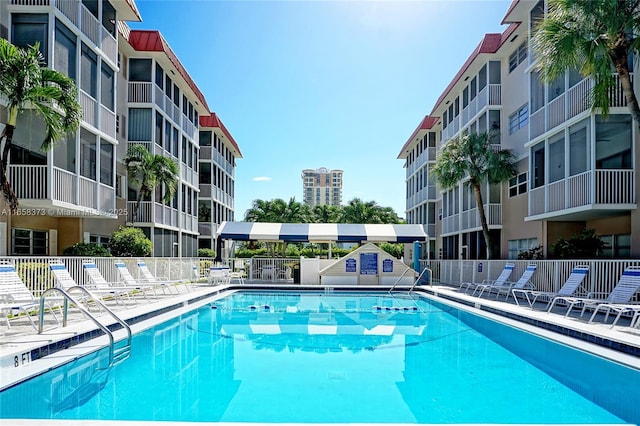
xmin=0 ymin=262 xmax=58 ymax=330
xmin=136 ymin=261 xmax=181 ymax=294
xmin=548 ymin=265 xmax=640 ymax=320
xmin=475 ymin=264 xmax=537 ymax=300
xmin=585 ymin=266 xmax=640 ymax=327
xmin=82 ymin=261 xmax=153 ymax=303
xmin=50 ymin=261 xmax=129 ymax=306
xmin=459 ymin=263 xmax=515 ymax=294
xmin=513 ymin=265 xmax=589 ymax=308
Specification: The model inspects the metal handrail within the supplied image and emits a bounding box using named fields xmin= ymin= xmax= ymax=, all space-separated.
xmin=388 ymin=266 xmax=416 ymax=293
xmin=38 ymin=286 xmax=132 ymax=367
xmin=410 ymin=267 xmax=432 ymax=293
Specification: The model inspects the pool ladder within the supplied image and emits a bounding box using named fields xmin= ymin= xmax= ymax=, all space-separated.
xmin=388 ymin=267 xmax=432 ymax=294
xmin=39 ymin=286 xmax=132 ymax=368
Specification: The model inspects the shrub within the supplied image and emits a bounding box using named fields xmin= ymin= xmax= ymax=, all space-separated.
xmin=62 ymin=243 xmax=112 ymax=257
xmin=108 ymin=226 xmax=152 ymax=257
xmin=198 ymin=248 xmax=216 ymax=258
xmin=550 ymin=228 xmax=607 ymax=259
xmin=517 ymin=245 xmax=544 ymax=260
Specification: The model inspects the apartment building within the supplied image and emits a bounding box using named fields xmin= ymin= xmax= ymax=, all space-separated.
xmin=198 ymin=113 xmax=242 ymax=252
xmin=0 ymin=1 xmax=241 ymax=257
xmin=0 ymin=0 xmax=142 ymax=255
xmin=399 ymin=0 xmax=638 ymax=260
xmin=301 ymin=167 xmax=343 ymax=207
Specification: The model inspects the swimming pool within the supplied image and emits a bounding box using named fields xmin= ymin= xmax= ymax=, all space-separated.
xmin=1 ymin=290 xmax=639 ymax=423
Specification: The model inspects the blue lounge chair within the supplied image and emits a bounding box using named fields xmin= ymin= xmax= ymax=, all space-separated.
xmin=513 ymin=265 xmax=589 ymax=308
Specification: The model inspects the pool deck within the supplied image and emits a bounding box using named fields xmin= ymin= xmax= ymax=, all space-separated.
xmin=1 ymin=280 xmax=639 ymax=424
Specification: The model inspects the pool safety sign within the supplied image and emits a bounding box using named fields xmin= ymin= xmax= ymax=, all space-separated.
xmin=360 ymin=252 xmax=378 ymax=275
xmin=345 ymin=258 xmax=357 ymax=272
xmin=383 ymin=259 xmax=393 ymax=273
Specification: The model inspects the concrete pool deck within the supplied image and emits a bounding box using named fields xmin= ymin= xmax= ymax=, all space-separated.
xmin=1 ymin=281 xmax=639 ymax=393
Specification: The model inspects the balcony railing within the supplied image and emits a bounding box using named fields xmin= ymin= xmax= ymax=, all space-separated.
xmin=528 ymin=169 xmax=635 ymax=217
xmin=79 ymin=90 xmax=97 ymax=128
xmin=128 ymin=82 xmax=153 ymax=103
xmin=8 ymin=165 xmax=115 ymax=213
xmin=127 ymin=201 xmax=152 ymax=223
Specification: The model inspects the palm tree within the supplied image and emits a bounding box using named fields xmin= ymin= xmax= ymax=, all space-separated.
xmin=0 ymin=39 xmax=81 ymax=212
xmin=531 ymin=0 xmax=640 ymax=128
xmin=340 ymin=198 xmax=383 ymax=224
xmin=431 ymin=132 xmax=516 ymax=259
xmin=124 ymin=144 xmax=179 ymax=221
xmin=312 ymin=204 xmax=340 ymax=223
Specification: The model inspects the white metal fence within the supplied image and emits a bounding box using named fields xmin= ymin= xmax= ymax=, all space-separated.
xmin=420 ymin=259 xmax=640 ymax=302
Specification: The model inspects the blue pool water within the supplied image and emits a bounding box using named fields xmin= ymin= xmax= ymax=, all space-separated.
xmin=1 ymin=291 xmax=639 ymax=423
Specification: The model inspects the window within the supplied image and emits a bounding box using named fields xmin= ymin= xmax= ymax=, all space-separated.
xmin=89 ymin=234 xmax=110 ymax=248
xmin=128 ymin=108 xmax=152 ymax=141
xmin=54 ymin=20 xmax=76 ymax=81
xmin=101 ymin=63 xmax=115 ymax=111
xmin=569 ymin=119 xmax=589 ymax=176
xmin=548 ymin=133 xmax=565 ymax=183
xmin=600 ymin=234 xmax=631 ymax=258
xmin=155 ymin=112 xmax=163 ymax=147
xmin=80 ymin=128 xmax=97 ymax=180
xmin=199 ymin=162 xmax=211 ymax=184
xmin=508 ymin=238 xmax=538 ymax=259
xmin=198 ymin=199 xmax=211 ymax=222
xmin=11 ymin=14 xmax=48 ymax=65
xmin=595 ymin=114 xmax=632 ymax=169
xmin=508 ymin=42 xmax=527 ymax=73
xmin=509 ymin=104 xmax=528 ymax=134
xmin=155 ymin=63 xmax=164 ymax=88
xmin=165 ymin=75 xmax=172 ymax=98
xmin=531 ymin=142 xmax=545 ymax=188
xmin=11 ymin=229 xmax=48 ymax=255
xmin=172 ymin=127 xmax=178 ymax=157
xmin=82 ymin=0 xmax=98 ymax=18
xmin=53 ymin=133 xmax=76 ymax=173
xmin=530 ymin=71 xmax=545 ymax=112
xmin=81 ymin=43 xmax=97 ymax=97
xmin=181 ymin=136 xmax=187 ymax=164
xmin=129 ymin=58 xmax=152 ymax=82
xmin=509 ymin=172 xmax=528 ymax=197
xmin=182 ymin=95 xmax=188 ymax=116
xmin=99 ymin=140 xmax=113 ymax=186
xmin=200 ymin=130 xmax=212 ymax=146
xmin=102 ymin=0 xmax=116 ymax=36
xmin=173 ymin=84 xmax=180 ymax=107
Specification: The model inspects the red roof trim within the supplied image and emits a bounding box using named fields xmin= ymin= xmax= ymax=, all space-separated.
xmin=430 ymin=23 xmax=519 ymax=115
xmin=128 ymin=30 xmax=209 ymax=111
xmin=200 ymin=113 xmax=242 ymax=158
xmin=397 ymin=116 xmax=438 ymax=158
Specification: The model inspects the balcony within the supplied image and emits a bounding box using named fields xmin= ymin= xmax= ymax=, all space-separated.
xmin=530 ymin=75 xmax=630 ymax=140
xmin=9 ymin=0 xmax=118 ymax=65
xmin=527 ymin=169 xmax=635 ymax=220
xmin=441 ymin=203 xmax=502 ymax=236
xmin=8 ymin=165 xmax=116 ymax=217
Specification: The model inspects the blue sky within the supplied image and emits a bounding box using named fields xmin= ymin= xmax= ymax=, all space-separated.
xmin=130 ymin=0 xmax=512 ymax=219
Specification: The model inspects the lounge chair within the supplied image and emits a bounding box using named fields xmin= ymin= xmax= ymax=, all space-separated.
xmin=136 ymin=261 xmax=181 ymax=294
xmin=474 ymin=264 xmax=537 ymax=300
xmin=548 ymin=265 xmax=640 ymax=320
xmin=114 ymin=261 xmax=159 ymax=297
xmin=0 ymin=262 xmax=58 ymax=331
xmin=585 ymin=266 xmax=640 ymax=327
xmin=459 ymin=263 xmax=515 ymax=294
xmin=50 ymin=261 xmax=130 ymax=306
xmin=513 ymin=265 xmax=589 ymax=308
xmin=82 ymin=261 xmax=153 ymax=303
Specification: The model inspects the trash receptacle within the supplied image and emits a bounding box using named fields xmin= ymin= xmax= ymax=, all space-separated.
xmin=293 ymin=266 xmax=300 ymax=284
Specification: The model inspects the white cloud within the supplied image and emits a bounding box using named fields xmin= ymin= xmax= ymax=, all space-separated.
xmin=252 ymin=176 xmax=272 ymax=182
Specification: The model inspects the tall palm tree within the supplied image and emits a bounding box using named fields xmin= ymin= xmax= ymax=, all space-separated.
xmin=340 ymin=198 xmax=383 ymax=224
xmin=0 ymin=39 xmax=81 ymax=212
xmin=531 ymin=0 xmax=640 ymax=128
xmin=124 ymin=144 xmax=179 ymax=221
xmin=431 ymin=132 xmax=516 ymax=259
xmin=313 ymin=204 xmax=340 ymax=223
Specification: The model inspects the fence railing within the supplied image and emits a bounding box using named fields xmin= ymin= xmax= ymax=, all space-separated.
xmin=419 ymin=259 xmax=640 ymax=302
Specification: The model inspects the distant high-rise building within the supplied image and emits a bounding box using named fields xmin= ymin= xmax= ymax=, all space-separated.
xmin=301 ymin=167 xmax=343 ymax=207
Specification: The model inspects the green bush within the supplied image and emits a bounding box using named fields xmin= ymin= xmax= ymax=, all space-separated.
xmin=198 ymin=248 xmax=216 ymax=258
xmin=550 ymin=228 xmax=607 ymax=259
xmin=108 ymin=226 xmax=152 ymax=257
xmin=517 ymin=245 xmax=544 ymax=260
xmin=62 ymin=243 xmax=112 ymax=257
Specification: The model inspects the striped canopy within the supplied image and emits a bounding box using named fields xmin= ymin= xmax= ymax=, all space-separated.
xmin=215 ymin=221 xmax=428 ymax=243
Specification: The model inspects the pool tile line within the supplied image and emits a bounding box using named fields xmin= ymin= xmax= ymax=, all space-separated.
xmin=417 ymin=286 xmax=640 ymax=359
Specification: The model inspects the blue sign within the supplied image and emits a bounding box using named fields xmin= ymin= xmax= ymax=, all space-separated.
xmin=478 ymin=262 xmax=483 ymax=273
xmin=360 ymin=252 xmax=378 ymax=275
xmin=345 ymin=258 xmax=357 ymax=273
xmin=383 ymin=259 xmax=393 ymax=273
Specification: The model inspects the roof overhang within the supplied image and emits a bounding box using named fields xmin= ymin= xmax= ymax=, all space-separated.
xmin=216 ymin=222 xmax=428 ymax=243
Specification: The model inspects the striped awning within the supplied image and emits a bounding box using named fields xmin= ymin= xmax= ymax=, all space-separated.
xmin=215 ymin=221 xmax=428 ymax=243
